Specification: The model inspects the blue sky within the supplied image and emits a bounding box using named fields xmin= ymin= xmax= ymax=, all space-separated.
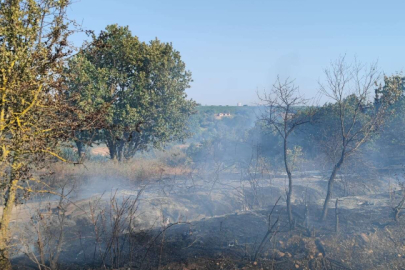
xmin=68 ymin=0 xmax=405 ymax=105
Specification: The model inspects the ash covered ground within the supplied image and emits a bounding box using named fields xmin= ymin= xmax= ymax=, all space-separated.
xmin=8 ymin=167 xmax=405 ymax=270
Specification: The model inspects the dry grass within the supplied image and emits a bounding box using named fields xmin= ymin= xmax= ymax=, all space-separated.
xmin=49 ymin=158 xmax=190 ymax=186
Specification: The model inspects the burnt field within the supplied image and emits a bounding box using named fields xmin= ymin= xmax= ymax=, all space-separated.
xmin=7 ymin=165 xmax=405 ymax=270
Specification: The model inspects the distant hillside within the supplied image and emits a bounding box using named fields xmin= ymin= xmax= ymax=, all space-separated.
xmin=196 ymin=105 xmax=258 ymax=115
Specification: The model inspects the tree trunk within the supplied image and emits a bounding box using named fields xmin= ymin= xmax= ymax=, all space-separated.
xmin=0 ymin=179 xmax=19 ymax=270
xmin=75 ymin=140 xmax=84 ymax=159
xmin=335 ymin=198 xmax=339 ymax=233
xmin=283 ymin=138 xmax=293 ymax=228
xmin=107 ymin=140 xmax=116 ymax=160
xmin=321 ymin=155 xmax=344 ymax=221
xmin=394 ymin=191 xmax=405 ymax=222
xmin=0 ymin=243 xmax=11 ymax=270
xmin=117 ymin=140 xmax=125 ymax=162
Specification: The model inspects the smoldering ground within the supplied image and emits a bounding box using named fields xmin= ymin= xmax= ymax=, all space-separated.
xmin=6 ymin=155 xmax=405 ymax=270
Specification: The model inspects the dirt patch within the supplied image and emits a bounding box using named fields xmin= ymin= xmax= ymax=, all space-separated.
xmin=91 ymin=146 xmax=110 ymax=157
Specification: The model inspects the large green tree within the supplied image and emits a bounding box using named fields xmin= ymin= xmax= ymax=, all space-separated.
xmin=67 ymin=25 xmax=196 ymax=161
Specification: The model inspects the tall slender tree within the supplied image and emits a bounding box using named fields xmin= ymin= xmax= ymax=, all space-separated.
xmin=259 ymin=77 xmax=313 ymax=228
xmin=319 ymin=56 xmax=392 ymax=221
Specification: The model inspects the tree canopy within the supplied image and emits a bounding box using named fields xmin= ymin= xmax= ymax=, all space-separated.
xmin=67 ymin=25 xmax=196 ymax=161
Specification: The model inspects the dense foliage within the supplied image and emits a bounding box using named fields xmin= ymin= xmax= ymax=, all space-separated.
xmin=67 ymin=25 xmax=196 ymax=161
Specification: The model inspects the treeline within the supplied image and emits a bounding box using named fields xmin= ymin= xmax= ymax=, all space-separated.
xmin=187 ymin=76 xmax=405 ymax=171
